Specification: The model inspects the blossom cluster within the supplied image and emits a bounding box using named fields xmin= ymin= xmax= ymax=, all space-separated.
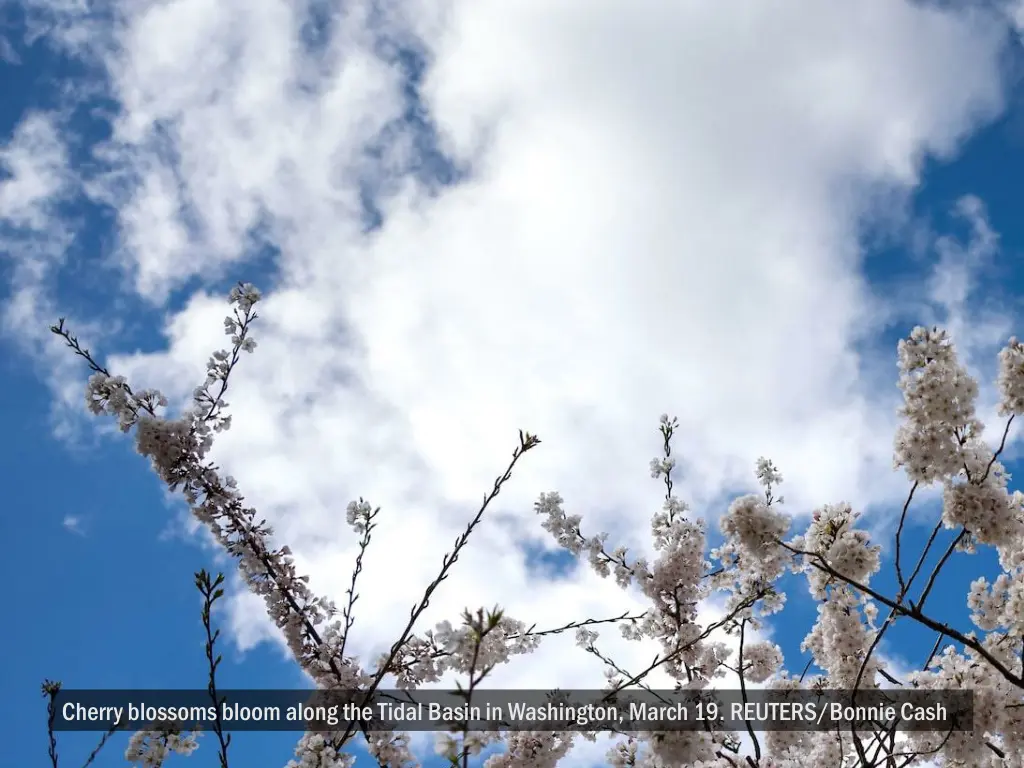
xmin=48 ymin=285 xmax=1024 ymax=768
xmin=124 ymin=723 xmax=201 ymax=768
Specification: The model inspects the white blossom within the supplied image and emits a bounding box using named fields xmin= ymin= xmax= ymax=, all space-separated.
xmin=125 ymin=725 xmax=200 ymax=768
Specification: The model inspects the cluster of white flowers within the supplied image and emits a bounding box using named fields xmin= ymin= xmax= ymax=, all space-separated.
xmin=894 ymin=326 xmax=983 ymax=484
xmin=535 ymin=492 xmax=644 ymax=588
xmin=997 ymin=337 xmax=1024 ymax=416
xmin=968 ymin=574 xmax=1024 ymax=637
xmin=716 ymin=494 xmax=789 ymax=581
xmin=483 ymin=732 xmax=574 ymax=768
xmin=634 ymin=729 xmax=721 ymax=766
xmin=709 ymin=462 xmax=791 ymax=625
xmin=741 ymin=641 xmax=784 ymax=684
xmin=605 ymin=736 xmax=639 ymax=768
xmin=791 ymin=503 xmax=881 ymax=600
xmin=54 ymin=282 xmax=1024 ymax=768
xmin=940 ymin=443 xmax=1024 ymax=558
xmin=903 ymin=642 xmax=1024 ymax=765
xmin=124 ymin=724 xmax=200 ymax=768
xmin=800 ymin=584 xmax=879 ymax=688
xmin=286 ymin=733 xmax=356 ymax=768
xmin=435 ymin=731 xmax=492 ymax=763
xmin=389 ymin=613 xmax=540 ymax=690
xmin=346 ymin=500 xmax=375 ymax=534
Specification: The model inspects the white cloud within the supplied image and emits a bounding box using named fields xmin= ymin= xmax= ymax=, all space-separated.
xmin=7 ymin=1 xmax=1022 ymax=760
xmin=0 ymin=110 xmax=96 ymax=410
xmin=926 ymin=195 xmax=1009 ymax=361
xmin=62 ymin=514 xmax=85 ymax=535
xmin=0 ymin=111 xmax=71 ymax=248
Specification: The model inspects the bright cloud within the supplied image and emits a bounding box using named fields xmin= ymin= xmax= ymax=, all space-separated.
xmin=62 ymin=513 xmax=85 ymax=535
xmin=5 ymin=0 xmax=1022 ymax=736
xmin=0 ymin=112 xmax=75 ymax=335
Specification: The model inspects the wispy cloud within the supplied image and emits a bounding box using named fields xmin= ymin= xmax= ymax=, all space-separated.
xmin=927 ymin=195 xmax=1008 ymax=357
xmin=0 ymin=35 xmax=21 ymax=64
xmin=62 ymin=514 xmax=85 ymax=536
xmin=0 ymin=111 xmax=75 ymax=334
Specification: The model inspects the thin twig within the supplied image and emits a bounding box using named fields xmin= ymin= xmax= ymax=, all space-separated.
xmin=338 ymin=431 xmax=542 ymax=746
xmin=42 ymin=679 xmax=61 ymax=768
xmin=893 ymin=482 xmax=918 ymax=596
xmin=516 ymin=611 xmax=648 ymax=640
xmin=339 ymin=504 xmax=380 ymax=662
xmin=736 ymin=619 xmax=761 ymax=763
xmin=80 ymin=717 xmax=123 ymax=768
xmin=196 ymin=570 xmax=231 ymax=768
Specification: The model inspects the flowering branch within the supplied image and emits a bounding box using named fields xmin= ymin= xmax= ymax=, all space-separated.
xmin=780 ymin=538 xmax=1022 ymax=688
xmin=339 ymin=500 xmax=379 ymax=663
xmin=51 ymin=286 xmax=363 ymax=696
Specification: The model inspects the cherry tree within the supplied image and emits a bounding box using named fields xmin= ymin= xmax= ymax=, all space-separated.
xmin=41 ymin=283 xmax=1024 ymax=768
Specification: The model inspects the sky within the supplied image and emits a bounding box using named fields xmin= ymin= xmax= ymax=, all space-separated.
xmin=4 ymin=0 xmax=1024 ymax=766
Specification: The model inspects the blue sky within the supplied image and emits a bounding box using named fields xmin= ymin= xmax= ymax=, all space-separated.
xmin=4 ymin=1 xmax=1024 ymax=767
